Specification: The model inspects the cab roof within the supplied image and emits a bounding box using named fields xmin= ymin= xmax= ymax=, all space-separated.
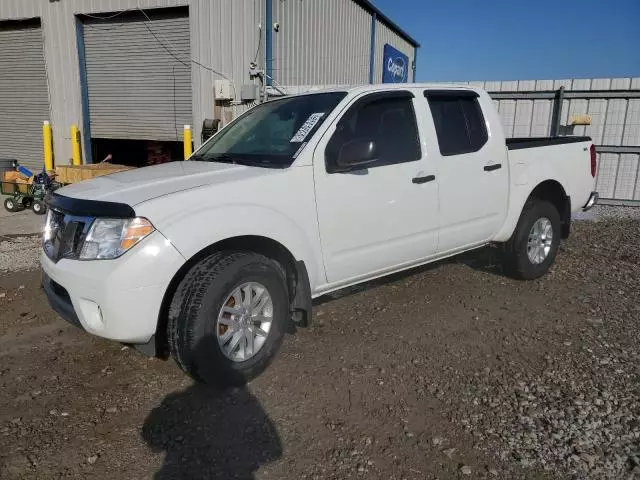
xmin=270 ymin=83 xmax=484 ymax=97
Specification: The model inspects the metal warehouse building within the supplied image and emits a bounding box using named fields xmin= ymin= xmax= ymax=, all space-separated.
xmin=0 ymin=0 xmax=418 ymax=170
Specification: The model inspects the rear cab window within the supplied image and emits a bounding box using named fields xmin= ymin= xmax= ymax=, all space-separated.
xmin=425 ymin=90 xmax=488 ymax=156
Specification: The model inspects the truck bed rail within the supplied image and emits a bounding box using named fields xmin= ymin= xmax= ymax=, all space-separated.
xmin=506 ymin=136 xmax=591 ymax=150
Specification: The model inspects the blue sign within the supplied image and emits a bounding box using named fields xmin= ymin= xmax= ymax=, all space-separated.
xmin=382 ymin=44 xmax=409 ymax=83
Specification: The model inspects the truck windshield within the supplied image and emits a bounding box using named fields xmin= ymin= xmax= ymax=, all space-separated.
xmin=192 ymin=92 xmax=347 ymax=168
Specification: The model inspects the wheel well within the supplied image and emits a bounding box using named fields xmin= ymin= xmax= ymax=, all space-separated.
xmin=528 ymin=180 xmax=571 ymax=238
xmin=154 ymin=236 xmax=311 ymax=357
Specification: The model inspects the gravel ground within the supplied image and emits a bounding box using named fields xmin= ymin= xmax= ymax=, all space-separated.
xmin=0 ymin=236 xmax=41 ymax=272
xmin=574 ymin=204 xmax=640 ymax=222
xmin=0 ymin=219 xmax=638 ymax=479
xmin=448 ymin=219 xmax=640 ymax=479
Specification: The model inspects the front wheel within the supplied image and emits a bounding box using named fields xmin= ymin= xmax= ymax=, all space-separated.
xmin=32 ymin=200 xmax=46 ymax=215
xmin=168 ymin=251 xmax=289 ymax=386
xmin=502 ymin=199 xmax=561 ymax=280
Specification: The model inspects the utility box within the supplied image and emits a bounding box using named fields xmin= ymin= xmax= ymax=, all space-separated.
xmin=214 ymin=79 xmax=233 ymax=101
xmin=241 ymin=84 xmax=259 ymax=101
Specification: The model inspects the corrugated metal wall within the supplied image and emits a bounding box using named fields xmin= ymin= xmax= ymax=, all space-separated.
xmin=189 ymin=0 xmax=263 ymax=138
xmin=0 ymin=0 xmax=260 ymax=165
xmin=272 ymin=0 xmax=371 ymax=86
xmin=0 ymin=21 xmax=50 ymax=169
xmin=454 ymin=78 xmax=640 ymax=204
xmin=0 ymin=0 xmax=416 ymax=167
xmin=373 ymin=18 xmax=415 ymax=83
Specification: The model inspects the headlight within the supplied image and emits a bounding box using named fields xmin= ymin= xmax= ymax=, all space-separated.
xmin=80 ymin=217 xmax=155 ymax=260
xmin=43 ymin=210 xmax=54 ymax=243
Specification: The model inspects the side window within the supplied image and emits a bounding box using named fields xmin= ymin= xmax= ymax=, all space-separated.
xmin=460 ymin=97 xmax=488 ymax=151
xmin=427 ymin=97 xmax=469 ymax=156
xmin=426 ymin=93 xmax=488 ymax=156
xmin=326 ymin=94 xmax=421 ymax=170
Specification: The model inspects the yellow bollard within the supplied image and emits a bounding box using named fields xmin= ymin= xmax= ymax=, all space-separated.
xmin=43 ymin=121 xmax=54 ymax=171
xmin=70 ymin=124 xmax=82 ymax=166
xmin=183 ymin=125 xmax=193 ymax=160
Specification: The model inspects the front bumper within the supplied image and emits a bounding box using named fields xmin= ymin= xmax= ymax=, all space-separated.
xmin=42 ymin=272 xmax=82 ymax=329
xmin=40 ymin=231 xmax=185 ymax=344
xmin=583 ymin=191 xmax=599 ymax=211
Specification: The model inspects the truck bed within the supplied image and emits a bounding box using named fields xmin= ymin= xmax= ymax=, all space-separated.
xmin=506 ymin=136 xmax=591 ymax=150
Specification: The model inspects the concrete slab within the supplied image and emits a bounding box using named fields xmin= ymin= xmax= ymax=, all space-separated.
xmin=0 ymin=205 xmax=43 ymax=236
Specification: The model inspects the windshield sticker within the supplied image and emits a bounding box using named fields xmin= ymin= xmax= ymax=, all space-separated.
xmin=290 ymin=113 xmax=326 ymax=143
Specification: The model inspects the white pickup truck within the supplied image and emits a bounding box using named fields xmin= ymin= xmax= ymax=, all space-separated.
xmin=42 ymin=84 xmax=598 ymax=385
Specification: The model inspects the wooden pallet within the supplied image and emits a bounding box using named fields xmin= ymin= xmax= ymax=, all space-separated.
xmin=55 ymin=164 xmax=134 ymax=184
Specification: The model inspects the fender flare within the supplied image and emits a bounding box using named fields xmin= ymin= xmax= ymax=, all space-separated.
xmin=494 ymin=173 xmax=569 ymax=243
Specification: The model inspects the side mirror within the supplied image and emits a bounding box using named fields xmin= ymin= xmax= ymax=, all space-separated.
xmin=334 ymin=139 xmax=379 ymax=172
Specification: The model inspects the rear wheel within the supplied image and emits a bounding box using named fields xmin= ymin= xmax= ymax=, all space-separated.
xmin=4 ymin=197 xmax=19 ymax=212
xmin=168 ymin=251 xmax=289 ymax=386
xmin=502 ymin=199 xmax=561 ymax=280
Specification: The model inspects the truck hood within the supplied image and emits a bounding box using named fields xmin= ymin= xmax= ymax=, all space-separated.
xmin=56 ymin=161 xmax=280 ymax=207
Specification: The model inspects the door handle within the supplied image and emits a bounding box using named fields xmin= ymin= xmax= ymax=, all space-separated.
xmin=484 ymin=164 xmax=502 ymax=172
xmin=412 ymin=175 xmax=436 ymax=184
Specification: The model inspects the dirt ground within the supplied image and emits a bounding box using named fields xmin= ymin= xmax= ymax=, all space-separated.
xmin=1 ymin=220 xmax=639 ymax=480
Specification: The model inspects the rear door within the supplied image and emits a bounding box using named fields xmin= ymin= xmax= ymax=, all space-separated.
xmin=313 ymin=91 xmax=439 ymax=284
xmin=424 ymin=90 xmax=509 ymax=253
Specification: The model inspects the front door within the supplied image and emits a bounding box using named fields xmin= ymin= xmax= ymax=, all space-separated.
xmin=313 ymin=91 xmax=439 ymax=285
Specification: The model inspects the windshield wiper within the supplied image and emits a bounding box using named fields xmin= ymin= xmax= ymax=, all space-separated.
xmin=194 ymin=153 xmax=284 ymax=169
xmin=230 ymin=158 xmax=285 ymax=169
xmin=189 ymin=153 xmax=234 ymax=163
xmin=209 ymin=154 xmax=239 ymax=164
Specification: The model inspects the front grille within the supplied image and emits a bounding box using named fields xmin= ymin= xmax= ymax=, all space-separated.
xmin=44 ymin=210 xmax=93 ymax=262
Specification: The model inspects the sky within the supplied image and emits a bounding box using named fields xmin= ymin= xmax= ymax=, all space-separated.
xmin=373 ymin=0 xmax=640 ymax=82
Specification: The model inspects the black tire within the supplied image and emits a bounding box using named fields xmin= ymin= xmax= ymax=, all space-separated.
xmin=168 ymin=251 xmax=289 ymax=386
xmin=21 ymin=197 xmax=33 ymax=209
xmin=31 ymin=200 xmax=46 ymax=215
xmin=4 ymin=197 xmax=19 ymax=212
xmin=502 ymin=199 xmax=561 ymax=280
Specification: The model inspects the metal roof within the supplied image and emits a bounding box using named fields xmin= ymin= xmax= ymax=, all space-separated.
xmin=356 ymin=0 xmax=420 ymax=48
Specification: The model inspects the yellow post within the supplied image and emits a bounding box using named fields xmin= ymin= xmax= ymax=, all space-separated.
xmin=70 ymin=124 xmax=82 ymax=166
xmin=43 ymin=121 xmax=54 ymax=171
xmin=183 ymin=124 xmax=193 ymax=160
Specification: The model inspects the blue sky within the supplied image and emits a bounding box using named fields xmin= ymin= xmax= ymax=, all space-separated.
xmin=373 ymin=0 xmax=640 ymax=82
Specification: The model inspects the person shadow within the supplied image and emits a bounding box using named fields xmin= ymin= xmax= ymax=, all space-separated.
xmin=142 ymin=350 xmax=282 ymax=479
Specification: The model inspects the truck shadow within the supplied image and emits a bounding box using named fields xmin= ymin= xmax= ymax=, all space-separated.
xmin=141 ymin=354 xmax=282 ymax=479
xmin=313 ymin=246 xmax=504 ymax=306
xmin=455 ymin=245 xmax=504 ymax=275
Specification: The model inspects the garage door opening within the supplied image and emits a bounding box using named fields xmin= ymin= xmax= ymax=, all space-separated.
xmin=78 ymin=7 xmax=192 ymax=166
xmin=91 ymin=138 xmax=183 ymax=167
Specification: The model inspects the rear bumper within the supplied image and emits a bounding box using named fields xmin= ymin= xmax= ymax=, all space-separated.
xmin=583 ymin=191 xmax=599 ymax=211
